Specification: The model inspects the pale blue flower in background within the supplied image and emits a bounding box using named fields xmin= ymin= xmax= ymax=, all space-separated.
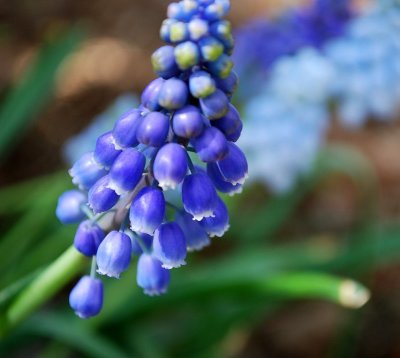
xmin=237 ymin=0 xmax=400 ymax=193
xmin=239 ymin=49 xmax=333 ymax=193
xmin=325 ymin=1 xmax=400 ymax=127
xmin=63 ymin=94 xmax=139 ymax=164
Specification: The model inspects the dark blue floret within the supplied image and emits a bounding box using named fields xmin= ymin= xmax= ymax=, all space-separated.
xmin=88 ymin=175 xmax=119 ymax=214
xmin=136 ymin=112 xmax=170 ymax=147
xmin=137 ymin=254 xmax=170 ymax=295
xmin=158 ymin=78 xmax=189 ymax=109
xmin=172 ymin=105 xmax=205 ymax=138
xmin=182 ymin=172 xmax=218 ymax=221
xmin=153 ymin=222 xmax=187 ymax=269
xmin=108 ymin=148 xmax=146 ymax=194
xmin=130 ymin=187 xmax=166 ymax=235
xmin=94 ymin=132 xmax=122 ymax=168
xmin=191 ymin=126 xmax=228 ymax=162
xmin=199 ymin=89 xmax=229 ymax=119
xmin=176 ymin=210 xmax=210 ymax=251
xmin=153 ymin=143 xmax=188 ymax=190
xmin=96 ymin=231 xmax=132 ymax=278
xmin=113 ymin=109 xmax=142 ymax=148
xmin=207 ymin=161 xmax=242 ymax=196
xmin=152 ymin=45 xmax=180 ymax=78
xmin=56 ymin=190 xmax=87 ymax=224
xmin=215 ymin=142 xmax=248 ymax=185
xmin=200 ymin=195 xmax=229 ymax=237
xmin=69 ymin=276 xmax=103 ymax=319
xmin=141 ymin=78 xmax=165 ymax=111
xmin=69 ymin=152 xmax=107 ymax=190
xmin=74 ymin=220 xmax=105 ymax=256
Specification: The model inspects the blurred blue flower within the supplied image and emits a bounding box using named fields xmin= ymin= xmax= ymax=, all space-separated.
xmin=63 ymin=94 xmax=139 ymax=164
xmin=325 ymin=1 xmax=400 ymax=127
xmin=238 ymin=49 xmax=334 ymax=193
xmin=238 ymin=0 xmax=400 ymax=193
xmin=233 ymin=0 xmax=353 ymax=98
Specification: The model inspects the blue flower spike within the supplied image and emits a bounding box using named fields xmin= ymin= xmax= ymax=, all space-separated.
xmin=59 ymin=0 xmax=247 ymax=318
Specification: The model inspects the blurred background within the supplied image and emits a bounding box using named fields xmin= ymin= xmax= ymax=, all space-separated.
xmin=1 ymin=0 xmax=400 ymax=357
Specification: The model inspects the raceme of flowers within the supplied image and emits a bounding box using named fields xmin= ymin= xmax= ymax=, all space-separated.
xmin=233 ymin=0 xmax=353 ymax=99
xmin=238 ymin=0 xmax=400 ymax=193
xmin=239 ymin=49 xmax=334 ymax=193
xmin=325 ymin=0 xmax=400 ymax=127
xmin=56 ymin=0 xmax=248 ymax=319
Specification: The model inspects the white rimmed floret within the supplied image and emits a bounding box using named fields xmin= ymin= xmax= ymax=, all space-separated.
xmin=227 ymin=185 xmax=243 ymax=197
xmin=161 ymin=259 xmax=187 ymax=270
xmin=209 ymin=223 xmax=230 ymax=238
xmin=187 ymin=237 xmax=211 ymax=252
xmin=106 ymin=179 xmax=127 ymax=196
xmin=191 ymin=209 xmax=215 ymax=221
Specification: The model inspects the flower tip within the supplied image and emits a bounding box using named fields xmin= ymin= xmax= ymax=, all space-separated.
xmin=191 ymin=210 xmax=215 ymax=221
xmin=339 ymin=280 xmax=370 ymax=309
xmin=144 ymin=287 xmax=168 ymax=296
xmin=229 ymin=172 xmax=248 ymax=186
xmin=209 ymin=224 xmax=230 ymax=238
xmin=106 ymin=180 xmax=127 ymax=196
xmin=162 ymin=260 xmax=187 ymax=269
xmin=227 ymin=186 xmax=243 ymax=196
xmin=96 ymin=269 xmax=121 ymax=279
xmin=187 ymin=240 xmax=210 ymax=252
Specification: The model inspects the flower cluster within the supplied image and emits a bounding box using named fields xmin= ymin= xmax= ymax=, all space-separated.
xmin=233 ymin=0 xmax=353 ymax=98
xmin=56 ymin=0 xmax=247 ymax=319
xmin=325 ymin=0 xmax=400 ymax=127
xmin=239 ymin=49 xmax=333 ymax=193
xmin=238 ymin=0 xmax=400 ymax=193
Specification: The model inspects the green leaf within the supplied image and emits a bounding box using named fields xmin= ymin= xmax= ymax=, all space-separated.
xmin=2 ymin=246 xmax=86 ymax=333
xmin=0 ymin=171 xmax=68 ymax=214
xmin=0 ymin=177 xmax=69 ymax=275
xmin=0 ymin=26 xmax=84 ymax=161
xmin=20 ymin=313 xmax=129 ymax=358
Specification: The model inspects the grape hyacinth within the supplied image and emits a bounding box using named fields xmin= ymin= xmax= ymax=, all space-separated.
xmin=233 ymin=0 xmax=353 ymax=100
xmin=239 ymin=49 xmax=333 ymax=193
xmin=238 ymin=0 xmax=400 ymax=193
xmin=325 ymin=0 xmax=400 ymax=127
xmin=57 ymin=0 xmax=247 ymax=319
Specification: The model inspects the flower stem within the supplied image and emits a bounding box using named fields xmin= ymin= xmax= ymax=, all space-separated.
xmin=2 ymin=246 xmax=86 ymax=335
xmin=80 ymin=204 xmax=94 ymax=219
xmin=90 ymin=256 xmax=97 ymax=278
xmin=186 ymin=152 xmax=196 ymax=174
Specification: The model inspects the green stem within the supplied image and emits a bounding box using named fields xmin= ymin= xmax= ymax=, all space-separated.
xmin=2 ymin=246 xmax=87 ymax=335
xmin=81 ymin=205 xmax=94 ymax=220
xmin=0 ymin=268 xmax=42 ymax=307
xmin=186 ymin=152 xmax=196 ymax=174
xmin=90 ymin=256 xmax=97 ymax=278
